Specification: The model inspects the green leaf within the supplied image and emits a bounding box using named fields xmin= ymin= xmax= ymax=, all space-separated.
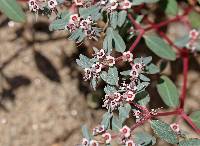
xmin=101 ymin=112 xmax=112 ymax=130
xmin=0 ymin=0 xmax=26 ymax=22
xmin=156 ymin=75 xmax=179 ymax=107
xmin=68 ymin=28 xmax=85 ymax=43
xmin=139 ymin=74 xmax=150 ymax=82
xmin=134 ymin=132 xmax=156 ymax=146
xmin=103 ymin=27 xmax=126 ymax=54
xmin=132 ymin=0 xmax=160 ymax=5
xmin=100 ymin=67 xmax=119 ymax=85
xmin=118 ymin=10 xmax=127 ymax=27
xmin=110 ymin=11 xmax=118 ymax=29
xmin=174 ymin=35 xmax=190 ymax=48
xmin=146 ymin=63 xmax=160 ymax=74
xmin=49 ymin=11 xmax=71 ymax=31
xmin=136 ymin=82 xmax=149 ymax=92
xmin=76 ymin=54 xmax=94 ymax=69
xmin=79 ymin=5 xmax=101 ymax=21
xmin=179 ymin=139 xmax=200 ymax=146
xmin=144 ymin=35 xmax=176 ymax=60
xmin=163 ymin=0 xmax=178 ymax=16
xmin=112 ymin=116 xmax=122 ymax=132
xmin=151 ymin=120 xmax=178 ymax=144
xmin=189 ymin=110 xmax=200 ymax=128
xmin=91 ymin=78 xmax=97 ymax=90
xmin=119 ymin=103 xmax=131 ymax=123
xmin=135 ymin=91 xmax=150 ymax=106
xmin=189 ymin=11 xmax=200 ymax=28
xmin=82 ymin=125 xmax=91 ymax=140
xmin=104 ymin=85 xmax=117 ymax=95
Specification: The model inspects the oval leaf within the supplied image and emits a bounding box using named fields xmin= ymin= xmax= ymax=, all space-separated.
xmin=144 ymin=35 xmax=176 ymax=60
xmin=156 ymin=75 xmax=179 ymax=107
xmin=0 ymin=0 xmax=26 ymax=22
xmin=151 ymin=120 xmax=178 ymax=144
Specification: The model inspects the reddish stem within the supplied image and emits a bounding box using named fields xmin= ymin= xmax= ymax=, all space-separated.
xmin=129 ymin=30 xmax=145 ymax=52
xmin=153 ymin=110 xmax=179 ymax=117
xmin=181 ymin=112 xmax=200 ymax=134
xmin=180 ymin=51 xmax=189 ymax=108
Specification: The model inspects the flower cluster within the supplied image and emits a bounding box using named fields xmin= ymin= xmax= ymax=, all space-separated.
xmin=119 ymin=125 xmax=136 ymax=146
xmin=100 ymin=0 xmax=132 ymax=12
xmin=66 ymin=14 xmax=101 ymax=40
xmin=83 ymin=49 xmax=116 ymax=81
xmin=81 ymin=138 xmax=99 ymax=146
xmin=28 ymin=0 xmax=58 ymax=12
xmin=186 ymin=29 xmax=200 ymax=52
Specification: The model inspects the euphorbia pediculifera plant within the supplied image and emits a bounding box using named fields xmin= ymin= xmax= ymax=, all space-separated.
xmin=1 ymin=0 xmax=200 ymax=145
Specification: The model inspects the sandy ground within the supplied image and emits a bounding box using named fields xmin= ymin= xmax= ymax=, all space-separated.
xmin=0 ymin=13 xmax=199 ymax=146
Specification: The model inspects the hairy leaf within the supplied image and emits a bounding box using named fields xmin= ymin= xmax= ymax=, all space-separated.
xmin=156 ymin=75 xmax=179 ymax=107
xmin=189 ymin=110 xmax=200 ymax=128
xmin=144 ymin=35 xmax=176 ymax=60
xmin=151 ymin=120 xmax=178 ymax=144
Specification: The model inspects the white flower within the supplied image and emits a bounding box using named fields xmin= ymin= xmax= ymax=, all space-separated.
xmin=100 ymin=0 xmax=108 ymax=5
xmin=102 ymin=132 xmax=112 ymax=144
xmin=170 ymin=123 xmax=180 ymax=133
xmin=124 ymin=90 xmax=135 ymax=102
xmin=28 ymin=0 xmax=36 ymax=7
xmin=82 ymin=138 xmax=89 ymax=146
xmin=125 ymin=140 xmax=136 ymax=146
xmin=80 ymin=19 xmax=90 ymax=30
xmin=92 ymin=62 xmax=103 ymax=73
xmin=120 ymin=125 xmax=131 ymax=138
xmin=89 ymin=140 xmax=99 ymax=146
xmin=130 ymin=69 xmax=139 ymax=78
xmin=74 ymin=0 xmax=84 ymax=6
xmin=84 ymin=68 xmax=92 ymax=80
xmin=189 ymin=29 xmax=199 ymax=40
xmin=114 ymin=92 xmax=121 ymax=102
xmin=48 ymin=0 xmax=58 ymax=9
xmin=123 ymin=51 xmax=133 ymax=62
xmin=120 ymin=0 xmax=132 ymax=9
xmin=69 ymin=14 xmax=80 ymax=23
xmin=133 ymin=63 xmax=143 ymax=71
xmin=96 ymin=49 xmax=105 ymax=59
xmin=28 ymin=0 xmax=39 ymax=12
xmin=109 ymin=0 xmax=118 ymax=10
xmin=106 ymin=55 xmax=115 ymax=66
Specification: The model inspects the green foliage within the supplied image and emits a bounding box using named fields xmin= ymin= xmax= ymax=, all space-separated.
xmin=189 ymin=110 xmax=200 ymax=129
xmin=76 ymin=54 xmax=94 ymax=69
xmin=0 ymin=0 xmax=26 ymax=22
xmin=111 ymin=116 xmax=122 ymax=132
xmin=156 ymin=75 xmax=179 ymax=107
xmin=118 ymin=103 xmax=131 ymax=123
xmin=101 ymin=112 xmax=112 ymax=130
xmin=103 ymin=27 xmax=126 ymax=54
xmin=162 ymin=0 xmax=178 ymax=16
xmin=179 ymin=139 xmax=200 ymax=146
xmin=135 ymin=91 xmax=150 ymax=106
xmin=100 ymin=67 xmax=119 ymax=85
xmin=134 ymin=132 xmax=156 ymax=146
xmin=82 ymin=125 xmax=92 ymax=140
xmin=132 ymin=0 xmax=160 ymax=6
xmin=188 ymin=11 xmax=200 ymax=28
xmin=144 ymin=35 xmax=176 ymax=60
xmin=49 ymin=11 xmax=71 ymax=31
xmin=151 ymin=120 xmax=178 ymax=144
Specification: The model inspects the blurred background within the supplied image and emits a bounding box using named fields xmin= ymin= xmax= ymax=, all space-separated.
xmin=0 ymin=1 xmax=200 ymax=146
